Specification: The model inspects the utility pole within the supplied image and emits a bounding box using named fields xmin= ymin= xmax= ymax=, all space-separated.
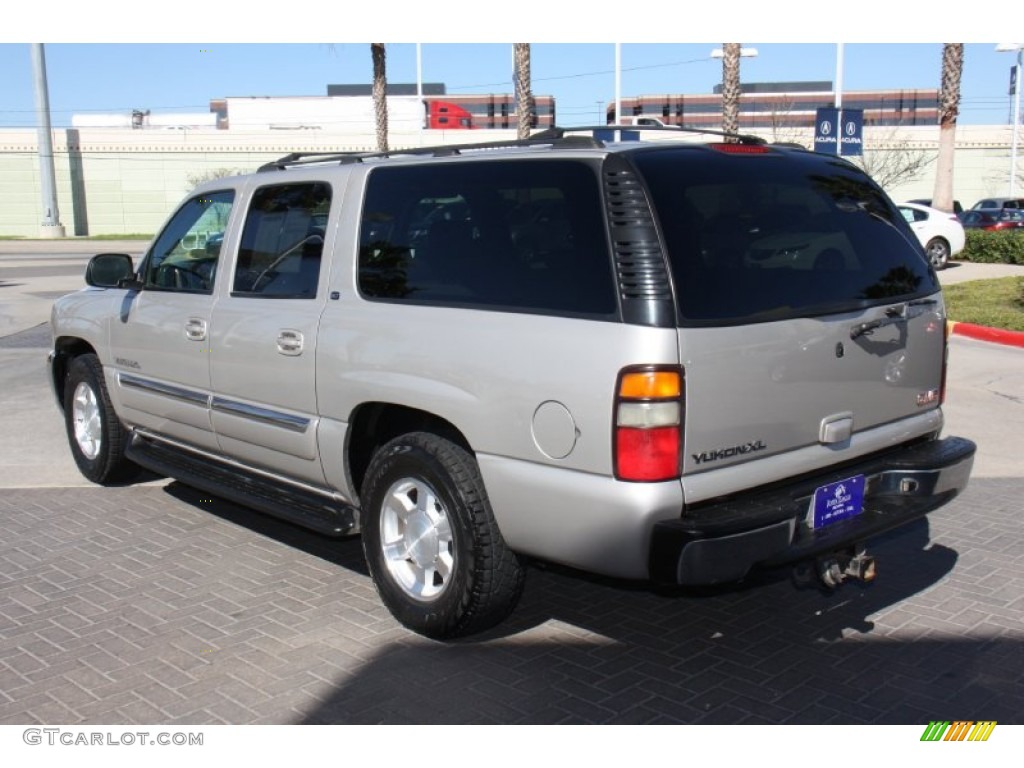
xmin=31 ymin=43 xmax=65 ymax=238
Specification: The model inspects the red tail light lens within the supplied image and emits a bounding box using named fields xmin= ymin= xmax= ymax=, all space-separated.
xmin=614 ymin=366 xmax=684 ymax=482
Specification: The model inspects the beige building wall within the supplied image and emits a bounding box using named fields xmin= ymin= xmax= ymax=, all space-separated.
xmin=0 ymin=124 xmax=1019 ymax=237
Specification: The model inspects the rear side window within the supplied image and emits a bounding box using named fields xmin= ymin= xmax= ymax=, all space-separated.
xmin=631 ymin=147 xmax=939 ymax=324
xmin=233 ymin=182 xmax=330 ymax=298
xmin=358 ymin=159 xmax=617 ymax=318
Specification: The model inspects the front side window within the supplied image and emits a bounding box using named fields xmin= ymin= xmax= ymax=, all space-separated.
xmin=358 ymin=160 xmax=617 ymax=318
xmin=233 ymin=183 xmax=331 ymax=298
xmin=143 ymin=190 xmax=235 ymax=293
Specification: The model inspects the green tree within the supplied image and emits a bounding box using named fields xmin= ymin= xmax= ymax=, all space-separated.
xmin=931 ymin=44 xmax=964 ymax=213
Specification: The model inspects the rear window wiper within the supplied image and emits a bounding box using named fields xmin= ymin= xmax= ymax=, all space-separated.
xmin=850 ymin=298 xmax=939 ymax=339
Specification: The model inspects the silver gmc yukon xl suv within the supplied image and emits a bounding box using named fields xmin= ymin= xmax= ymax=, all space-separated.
xmin=49 ymin=127 xmax=976 ymax=638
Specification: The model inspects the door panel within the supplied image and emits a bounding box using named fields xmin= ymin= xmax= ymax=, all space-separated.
xmin=208 ymin=181 xmax=333 ymax=485
xmin=109 ymin=189 xmax=236 ymax=450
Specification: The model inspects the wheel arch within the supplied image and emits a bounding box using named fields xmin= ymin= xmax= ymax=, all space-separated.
xmin=345 ymin=402 xmax=473 ymax=503
xmin=51 ymin=337 xmax=99 ymax=412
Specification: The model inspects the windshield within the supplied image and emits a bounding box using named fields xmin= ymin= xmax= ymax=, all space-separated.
xmin=630 ymin=147 xmax=939 ymax=325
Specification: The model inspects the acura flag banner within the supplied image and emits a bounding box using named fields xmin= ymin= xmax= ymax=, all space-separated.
xmin=814 ymin=107 xmax=863 ymax=156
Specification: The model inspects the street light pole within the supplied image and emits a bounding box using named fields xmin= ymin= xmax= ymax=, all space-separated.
xmin=835 ymin=43 xmax=845 ymax=156
xmin=30 ymin=43 xmax=65 ymax=238
xmin=996 ymin=43 xmax=1023 ymax=196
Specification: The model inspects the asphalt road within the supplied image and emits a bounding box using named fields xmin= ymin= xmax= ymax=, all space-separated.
xmin=0 ymin=245 xmax=1021 ymax=726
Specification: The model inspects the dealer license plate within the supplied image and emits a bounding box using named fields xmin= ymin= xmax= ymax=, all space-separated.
xmin=810 ymin=475 xmax=865 ymax=529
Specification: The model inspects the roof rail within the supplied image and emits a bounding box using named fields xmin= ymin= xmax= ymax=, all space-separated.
xmin=531 ymin=124 xmax=768 ymax=146
xmin=257 ymin=134 xmax=604 ymax=172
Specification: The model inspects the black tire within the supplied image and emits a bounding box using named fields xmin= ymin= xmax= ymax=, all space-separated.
xmin=63 ymin=354 xmax=134 ymax=484
xmin=360 ymin=432 xmax=525 ymax=639
xmin=925 ymin=237 xmax=950 ymax=270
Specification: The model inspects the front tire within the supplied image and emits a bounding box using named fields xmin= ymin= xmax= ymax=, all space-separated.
xmin=63 ymin=354 xmax=134 ymax=484
xmin=925 ymin=237 xmax=950 ymax=270
xmin=360 ymin=432 xmax=525 ymax=639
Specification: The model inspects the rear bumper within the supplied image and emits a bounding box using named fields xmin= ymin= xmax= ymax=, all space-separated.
xmin=649 ymin=435 xmax=976 ymax=585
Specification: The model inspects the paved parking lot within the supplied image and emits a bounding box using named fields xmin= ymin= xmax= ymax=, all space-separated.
xmin=1 ymin=452 xmax=1022 ymax=724
xmin=1 ymin=247 xmax=1022 ymax=724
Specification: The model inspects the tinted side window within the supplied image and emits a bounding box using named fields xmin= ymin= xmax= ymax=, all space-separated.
xmin=144 ymin=190 xmax=235 ymax=293
xmin=233 ymin=183 xmax=330 ymax=298
xmin=358 ymin=160 xmax=617 ymax=318
xmin=900 ymin=207 xmax=926 ymax=223
xmin=632 ymin=148 xmax=939 ymax=324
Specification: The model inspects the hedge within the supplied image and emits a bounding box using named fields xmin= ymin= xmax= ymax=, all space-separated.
xmin=956 ymin=230 xmax=1024 ymax=264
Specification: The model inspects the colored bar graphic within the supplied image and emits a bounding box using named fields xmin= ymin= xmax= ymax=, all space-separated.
xmin=920 ymin=720 xmax=997 ymax=742
xmin=968 ymin=721 xmax=997 ymax=742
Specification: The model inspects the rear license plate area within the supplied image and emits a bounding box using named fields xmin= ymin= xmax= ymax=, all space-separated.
xmin=810 ymin=475 xmax=865 ymax=529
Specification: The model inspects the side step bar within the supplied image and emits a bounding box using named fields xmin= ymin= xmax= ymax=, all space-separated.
xmin=126 ymin=433 xmax=359 ymax=537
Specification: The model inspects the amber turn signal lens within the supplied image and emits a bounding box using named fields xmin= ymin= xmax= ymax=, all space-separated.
xmin=619 ymin=371 xmax=681 ymax=399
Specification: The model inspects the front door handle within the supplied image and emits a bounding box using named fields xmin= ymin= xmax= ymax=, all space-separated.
xmin=277 ymin=329 xmax=304 ymax=356
xmin=185 ymin=318 xmax=207 ymax=341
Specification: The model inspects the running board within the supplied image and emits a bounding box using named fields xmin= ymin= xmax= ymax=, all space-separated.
xmin=126 ymin=434 xmax=359 ymax=537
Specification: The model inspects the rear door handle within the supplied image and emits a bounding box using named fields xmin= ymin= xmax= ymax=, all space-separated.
xmin=185 ymin=318 xmax=207 ymax=341
xmin=277 ymin=329 xmax=304 ymax=356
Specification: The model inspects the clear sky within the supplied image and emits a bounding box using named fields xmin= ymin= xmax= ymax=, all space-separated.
xmin=0 ymin=3 xmax=1018 ymax=129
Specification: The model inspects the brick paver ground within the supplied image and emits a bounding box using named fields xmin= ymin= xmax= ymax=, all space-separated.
xmin=1 ymin=477 xmax=1021 ymax=725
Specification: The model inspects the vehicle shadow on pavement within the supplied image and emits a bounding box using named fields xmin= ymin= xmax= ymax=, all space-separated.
xmin=154 ymin=481 xmax=1023 ymax=725
xmin=295 ymin=521 xmax=1009 ymax=724
xmin=162 ymin=482 xmax=370 ymax=578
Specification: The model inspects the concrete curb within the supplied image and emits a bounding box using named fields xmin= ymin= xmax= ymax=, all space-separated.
xmin=948 ymin=321 xmax=1024 ymax=348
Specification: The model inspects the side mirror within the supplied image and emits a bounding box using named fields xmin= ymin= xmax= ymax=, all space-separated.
xmin=85 ymin=253 xmax=136 ymax=288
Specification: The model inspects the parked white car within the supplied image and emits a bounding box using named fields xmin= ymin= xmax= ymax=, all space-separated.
xmin=898 ymin=201 xmax=966 ymax=270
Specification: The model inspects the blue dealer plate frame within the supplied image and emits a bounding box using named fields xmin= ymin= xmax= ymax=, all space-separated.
xmin=810 ymin=475 xmax=865 ymax=529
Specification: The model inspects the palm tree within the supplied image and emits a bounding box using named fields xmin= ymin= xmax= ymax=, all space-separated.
xmin=931 ymin=44 xmax=964 ymax=213
xmin=371 ymin=43 xmax=389 ymax=153
xmin=721 ymin=43 xmax=741 ymax=141
xmin=513 ymin=43 xmax=533 ymax=140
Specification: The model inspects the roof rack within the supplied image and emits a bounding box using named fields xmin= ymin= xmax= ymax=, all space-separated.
xmin=256 ymin=124 xmax=770 ymax=172
xmin=530 ymin=124 xmax=767 ymax=146
xmin=257 ymin=134 xmax=604 ymax=172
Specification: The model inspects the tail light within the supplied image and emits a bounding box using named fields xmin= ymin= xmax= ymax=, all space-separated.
xmin=614 ymin=366 xmax=684 ymax=482
xmin=940 ymin=320 xmax=949 ymax=405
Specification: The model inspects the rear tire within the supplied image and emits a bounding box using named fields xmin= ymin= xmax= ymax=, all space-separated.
xmin=925 ymin=237 xmax=950 ymax=270
xmin=360 ymin=432 xmax=525 ymax=639
xmin=63 ymin=354 xmax=135 ymax=484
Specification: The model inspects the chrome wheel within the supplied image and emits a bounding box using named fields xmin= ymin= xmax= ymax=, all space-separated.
xmin=926 ymin=238 xmax=949 ymax=269
xmin=71 ymin=381 xmax=102 ymax=460
xmin=361 ymin=432 xmax=525 ymax=638
xmin=379 ymin=477 xmax=455 ymax=602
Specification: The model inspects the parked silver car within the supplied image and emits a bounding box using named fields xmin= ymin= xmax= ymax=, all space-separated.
xmin=49 ymin=128 xmax=975 ymax=638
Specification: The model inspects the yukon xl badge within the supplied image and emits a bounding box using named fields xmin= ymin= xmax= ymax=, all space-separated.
xmin=692 ymin=440 xmax=767 ymax=465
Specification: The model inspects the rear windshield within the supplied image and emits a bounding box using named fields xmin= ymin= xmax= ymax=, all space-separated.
xmin=631 ymin=147 xmax=939 ymax=325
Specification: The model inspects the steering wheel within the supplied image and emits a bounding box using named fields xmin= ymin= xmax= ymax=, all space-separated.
xmin=156 ymin=263 xmax=208 ymax=290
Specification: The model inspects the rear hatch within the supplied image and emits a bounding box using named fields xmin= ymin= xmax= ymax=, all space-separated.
xmin=630 ymin=144 xmax=945 ymax=477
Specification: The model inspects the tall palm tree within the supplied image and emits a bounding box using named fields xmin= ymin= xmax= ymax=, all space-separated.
xmin=931 ymin=44 xmax=964 ymax=213
xmin=721 ymin=43 xmax=741 ymax=141
xmin=371 ymin=43 xmax=389 ymax=153
xmin=514 ymin=43 xmax=533 ymax=140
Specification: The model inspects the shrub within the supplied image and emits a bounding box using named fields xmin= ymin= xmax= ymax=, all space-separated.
xmin=958 ymin=230 xmax=1024 ymax=264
